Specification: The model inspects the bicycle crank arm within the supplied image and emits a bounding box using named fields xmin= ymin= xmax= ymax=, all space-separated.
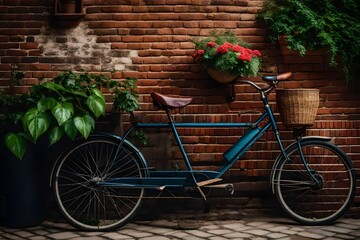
xmin=197 ymin=178 xmax=222 ymax=187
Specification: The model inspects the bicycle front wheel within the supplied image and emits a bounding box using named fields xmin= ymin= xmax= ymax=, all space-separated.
xmin=273 ymin=139 xmax=356 ymax=225
xmin=52 ymin=135 xmax=147 ymax=231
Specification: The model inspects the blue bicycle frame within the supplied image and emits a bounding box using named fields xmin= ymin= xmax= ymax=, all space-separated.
xmin=99 ymin=89 xmax=289 ymax=190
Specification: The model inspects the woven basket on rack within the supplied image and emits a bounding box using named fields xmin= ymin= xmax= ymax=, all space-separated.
xmin=276 ymin=89 xmax=319 ymax=128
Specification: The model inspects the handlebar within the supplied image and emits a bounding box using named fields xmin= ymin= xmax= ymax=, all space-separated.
xmin=237 ymin=72 xmax=292 ymax=97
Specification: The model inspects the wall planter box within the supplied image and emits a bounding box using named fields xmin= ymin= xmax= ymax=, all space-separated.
xmin=54 ymin=0 xmax=84 ymax=18
xmin=53 ymin=0 xmax=84 ymax=28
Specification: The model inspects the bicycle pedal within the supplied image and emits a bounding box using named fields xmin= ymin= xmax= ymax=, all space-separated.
xmin=197 ymin=178 xmax=222 ymax=187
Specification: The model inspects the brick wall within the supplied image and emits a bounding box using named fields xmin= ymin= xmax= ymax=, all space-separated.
xmin=1 ymin=0 xmax=359 ymax=213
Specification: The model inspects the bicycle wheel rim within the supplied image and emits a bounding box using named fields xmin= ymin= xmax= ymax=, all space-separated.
xmin=54 ymin=138 xmax=145 ymax=231
xmin=275 ymin=141 xmax=355 ymax=224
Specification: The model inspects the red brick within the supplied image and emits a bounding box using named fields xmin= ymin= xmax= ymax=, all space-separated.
xmin=0 ymin=43 xmax=19 ymax=49
xmin=6 ymin=49 xmax=27 ymax=56
xmin=20 ymin=42 xmax=39 ymax=49
xmin=30 ymin=64 xmax=51 ymax=70
xmin=1 ymin=56 xmax=20 ymax=63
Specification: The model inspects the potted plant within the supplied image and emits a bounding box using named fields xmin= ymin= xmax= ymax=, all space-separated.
xmin=257 ymin=0 xmax=360 ymax=85
xmin=192 ymin=30 xmax=262 ymax=83
xmin=4 ymin=71 xmax=139 ymax=159
xmin=0 ymin=71 xmax=139 ymax=228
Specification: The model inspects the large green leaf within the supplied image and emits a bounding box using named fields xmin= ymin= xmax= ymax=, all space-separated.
xmin=49 ymin=126 xmax=64 ymax=146
xmin=52 ymin=102 xmax=74 ymax=126
xmin=23 ymin=109 xmax=51 ymax=141
xmin=74 ymin=115 xmax=94 ymax=139
xmin=37 ymin=97 xmax=57 ymax=112
xmin=86 ymin=95 xmax=106 ymax=118
xmin=64 ymin=120 xmax=78 ymax=140
xmin=42 ymin=82 xmax=66 ymax=91
xmin=91 ymin=88 xmax=105 ymax=101
xmin=5 ymin=133 xmax=27 ymax=160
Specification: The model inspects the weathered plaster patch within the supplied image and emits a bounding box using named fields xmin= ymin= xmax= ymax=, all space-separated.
xmin=35 ymin=22 xmax=138 ymax=72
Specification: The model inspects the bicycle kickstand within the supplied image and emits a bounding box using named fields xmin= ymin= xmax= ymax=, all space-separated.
xmin=196 ymin=186 xmax=210 ymax=213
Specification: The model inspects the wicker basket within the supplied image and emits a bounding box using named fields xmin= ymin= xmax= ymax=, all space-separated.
xmin=276 ymin=89 xmax=319 ymax=128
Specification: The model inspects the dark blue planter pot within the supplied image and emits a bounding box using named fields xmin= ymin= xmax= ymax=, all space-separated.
xmin=0 ymin=139 xmax=48 ymax=228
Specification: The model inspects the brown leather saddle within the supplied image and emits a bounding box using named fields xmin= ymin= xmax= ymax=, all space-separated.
xmin=151 ymin=92 xmax=192 ymax=109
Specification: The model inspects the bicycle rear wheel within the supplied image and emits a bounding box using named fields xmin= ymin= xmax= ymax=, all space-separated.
xmin=52 ymin=135 xmax=147 ymax=231
xmin=273 ymin=139 xmax=356 ymax=225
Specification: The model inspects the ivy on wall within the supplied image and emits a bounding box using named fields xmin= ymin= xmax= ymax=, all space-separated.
xmin=258 ymin=0 xmax=360 ymax=85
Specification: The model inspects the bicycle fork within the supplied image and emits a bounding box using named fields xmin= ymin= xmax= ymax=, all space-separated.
xmin=277 ymin=133 xmax=322 ymax=189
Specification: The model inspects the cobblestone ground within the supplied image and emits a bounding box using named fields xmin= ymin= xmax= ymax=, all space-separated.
xmin=0 ymin=212 xmax=359 ymax=240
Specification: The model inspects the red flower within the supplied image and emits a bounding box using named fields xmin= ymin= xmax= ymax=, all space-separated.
xmin=206 ymin=42 xmax=216 ymax=48
xmin=192 ymin=49 xmax=205 ymax=61
xmin=223 ymin=42 xmax=234 ymax=48
xmin=232 ymin=45 xmax=244 ymax=53
xmin=216 ymin=43 xmax=233 ymax=54
xmin=252 ymin=50 xmax=261 ymax=56
xmin=238 ymin=51 xmax=252 ymax=62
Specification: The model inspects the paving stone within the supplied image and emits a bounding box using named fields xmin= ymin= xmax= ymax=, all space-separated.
xmin=207 ymin=229 xmax=233 ymax=235
xmin=103 ymin=232 xmax=134 ymax=239
xmin=143 ymin=236 xmax=173 ymax=240
xmin=267 ymin=233 xmax=288 ymax=238
xmin=167 ymin=231 xmax=190 ymax=238
xmin=308 ymin=228 xmax=336 ymax=237
xmin=335 ymin=223 xmax=360 ymax=230
xmin=323 ymin=226 xmax=353 ymax=234
xmin=15 ymin=231 xmax=33 ymax=238
xmin=243 ymin=229 xmax=270 ymax=236
xmin=183 ymin=236 xmax=206 ymax=240
xmin=258 ymin=223 xmax=276 ymax=229
xmin=33 ymin=230 xmax=49 ymax=236
xmin=29 ymin=236 xmax=48 ymax=240
xmin=202 ymin=224 xmax=219 ymax=230
xmin=247 ymin=221 xmax=266 ymax=227
xmin=281 ymin=230 xmax=298 ymax=235
xmin=349 ymin=230 xmax=360 ymax=237
xmin=335 ymin=234 xmax=357 ymax=239
xmin=119 ymin=229 xmax=153 ymax=238
xmin=73 ymin=237 xmax=108 ymax=240
xmin=185 ymin=229 xmax=214 ymax=238
xmin=289 ymin=227 xmax=305 ymax=232
xmin=223 ymin=232 xmax=252 ymax=238
xmin=48 ymin=232 xmax=80 ymax=239
xmin=222 ymin=223 xmax=246 ymax=229
xmin=297 ymin=231 xmax=325 ymax=239
xmin=2 ymin=233 xmax=25 ymax=240
xmin=209 ymin=236 xmax=229 ymax=240
xmin=269 ymin=226 xmax=289 ymax=232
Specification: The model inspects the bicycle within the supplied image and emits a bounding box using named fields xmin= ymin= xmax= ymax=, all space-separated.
xmin=50 ymin=72 xmax=356 ymax=231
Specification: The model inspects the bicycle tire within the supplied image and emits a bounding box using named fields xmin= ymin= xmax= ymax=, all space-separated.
xmin=52 ymin=135 xmax=147 ymax=231
xmin=273 ymin=139 xmax=356 ymax=225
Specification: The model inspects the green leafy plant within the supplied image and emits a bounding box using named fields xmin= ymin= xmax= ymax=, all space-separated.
xmin=258 ymin=0 xmax=360 ymax=84
xmin=192 ymin=30 xmax=262 ymax=76
xmin=4 ymin=71 xmax=139 ymax=159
